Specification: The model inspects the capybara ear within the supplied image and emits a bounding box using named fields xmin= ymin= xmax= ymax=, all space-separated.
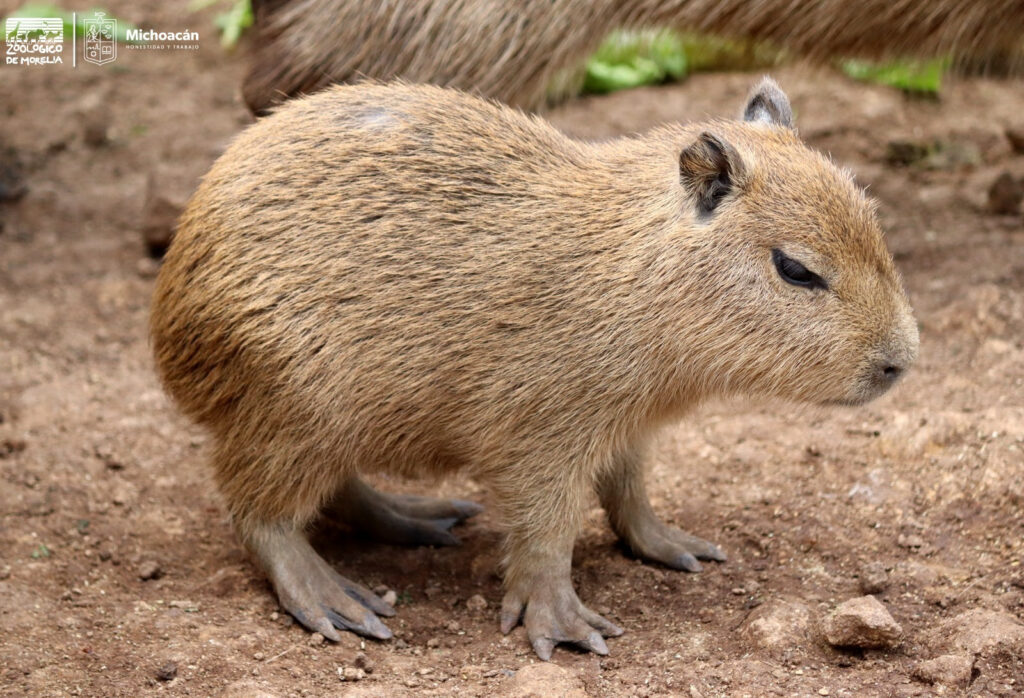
xmin=742 ymin=76 xmax=794 ymax=129
xmin=678 ymin=132 xmax=745 ymax=217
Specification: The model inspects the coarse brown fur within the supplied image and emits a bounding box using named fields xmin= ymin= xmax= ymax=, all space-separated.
xmin=242 ymin=0 xmax=1024 ymax=114
xmin=150 ymin=79 xmax=918 ymax=659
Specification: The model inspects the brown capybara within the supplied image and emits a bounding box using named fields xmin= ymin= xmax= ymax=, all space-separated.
xmin=150 ymin=78 xmax=918 ymax=659
xmin=242 ymin=0 xmax=1023 ymax=114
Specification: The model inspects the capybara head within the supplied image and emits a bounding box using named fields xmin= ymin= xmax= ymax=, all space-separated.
xmin=669 ymin=78 xmax=918 ymax=406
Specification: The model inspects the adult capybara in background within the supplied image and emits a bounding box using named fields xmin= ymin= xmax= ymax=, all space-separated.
xmin=150 ymin=78 xmax=917 ymax=659
xmin=243 ymin=0 xmax=1023 ymax=113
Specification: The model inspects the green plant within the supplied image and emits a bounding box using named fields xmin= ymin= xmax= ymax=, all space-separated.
xmin=583 ymin=30 xmax=783 ymax=95
xmin=190 ymin=0 xmax=252 ymax=49
xmin=584 ymin=30 xmax=688 ymax=94
xmin=840 ymin=57 xmax=949 ymax=94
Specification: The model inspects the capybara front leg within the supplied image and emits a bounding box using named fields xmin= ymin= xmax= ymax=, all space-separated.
xmin=597 ymin=449 xmax=725 ymax=572
xmin=495 ymin=468 xmax=623 ymax=660
xmin=243 ymin=520 xmax=395 ymax=640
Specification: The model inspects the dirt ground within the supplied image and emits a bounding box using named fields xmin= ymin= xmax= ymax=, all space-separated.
xmin=2 ymin=2 xmax=1023 ymax=696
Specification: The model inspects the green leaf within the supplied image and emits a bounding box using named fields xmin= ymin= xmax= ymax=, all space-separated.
xmin=584 ymin=30 xmax=689 ymax=94
xmin=213 ymin=0 xmax=252 ymax=50
xmin=840 ymin=58 xmax=949 ymax=94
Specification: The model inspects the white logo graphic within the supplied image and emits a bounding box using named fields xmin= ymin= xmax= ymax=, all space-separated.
xmin=4 ymin=17 xmax=64 ymax=66
xmin=83 ymin=12 xmax=116 ymax=66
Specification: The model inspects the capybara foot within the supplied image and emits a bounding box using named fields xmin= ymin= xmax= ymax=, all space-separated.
xmin=500 ymin=576 xmax=623 ymax=660
xmin=247 ymin=522 xmax=395 ymax=641
xmin=619 ymin=515 xmax=726 ymax=572
xmin=327 ymin=477 xmax=482 ymax=546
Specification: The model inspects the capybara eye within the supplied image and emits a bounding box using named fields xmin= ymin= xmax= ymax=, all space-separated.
xmin=772 ymin=249 xmax=827 ymax=290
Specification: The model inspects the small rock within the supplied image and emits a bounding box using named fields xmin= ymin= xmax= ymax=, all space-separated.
xmin=897 ymin=533 xmax=925 ymax=549
xmin=94 ymin=444 xmax=125 ymax=470
xmin=465 ymin=594 xmax=488 ymax=612
xmin=1006 ymin=126 xmax=1024 ymax=154
xmin=885 ymin=140 xmax=930 ymax=167
xmin=426 ymin=636 xmax=441 ymax=648
xmin=0 ymin=564 xmax=11 ymax=580
xmin=912 ymin=654 xmax=974 ymax=689
xmin=373 ymin=584 xmax=389 ymax=596
xmin=506 ymin=663 xmax=587 ymax=698
xmin=136 ymin=257 xmax=161 ymax=279
xmin=140 ymin=176 xmax=186 ymax=258
xmin=823 ymin=595 xmax=902 ymax=649
xmin=930 ymin=608 xmax=1024 ymax=655
xmin=740 ymin=597 xmax=812 ymax=651
xmin=338 ymin=666 xmax=365 ymax=681
xmin=859 ymin=562 xmax=889 ymax=595
xmin=155 ymin=660 xmax=177 ymax=681
xmin=137 ymin=560 xmax=162 ymax=581
xmin=308 ymin=632 xmax=325 ymax=647
xmin=0 ymin=142 xmax=26 ymax=203
xmin=353 ymin=651 xmax=373 ymax=674
xmin=77 ymin=92 xmax=111 ymax=147
xmin=987 ymin=172 xmax=1023 ymax=215
xmin=382 ymin=589 xmax=397 ymax=606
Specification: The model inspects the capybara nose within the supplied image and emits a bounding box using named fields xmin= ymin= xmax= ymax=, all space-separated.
xmin=880 ymin=363 xmax=904 ymax=383
xmin=874 ymin=359 xmax=908 ymax=391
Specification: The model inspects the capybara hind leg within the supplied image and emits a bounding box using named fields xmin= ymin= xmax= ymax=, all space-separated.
xmin=325 ymin=476 xmax=482 ymax=546
xmin=243 ymin=521 xmax=395 ymax=640
xmin=597 ymin=449 xmax=726 ymax=572
xmin=495 ymin=467 xmax=623 ymax=660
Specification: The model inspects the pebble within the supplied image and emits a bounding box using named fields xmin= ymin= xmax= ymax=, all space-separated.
xmin=859 ymin=561 xmax=889 ymax=594
xmin=987 ymin=171 xmax=1023 ymax=215
xmin=465 ymin=594 xmax=487 ymax=612
xmin=740 ymin=597 xmax=811 ymax=650
xmin=136 ymin=257 xmax=161 ymax=279
xmin=308 ymin=632 xmax=325 ymax=647
xmin=912 ymin=654 xmax=974 ymax=689
xmin=0 ymin=565 xmax=11 ymax=580
xmin=353 ymin=651 xmax=374 ymax=674
xmin=382 ymin=589 xmax=398 ymax=606
xmin=77 ymin=92 xmax=111 ymax=147
xmin=140 ymin=177 xmax=186 ymax=258
xmin=137 ymin=560 xmax=162 ymax=581
xmin=1006 ymin=126 xmax=1024 ymax=154
xmin=885 ymin=140 xmax=929 ymax=167
xmin=823 ymin=596 xmax=902 ymax=649
xmin=930 ymin=608 xmax=1024 ymax=655
xmin=155 ymin=660 xmax=177 ymax=681
xmin=896 ymin=533 xmax=924 ymax=549
xmin=338 ymin=666 xmax=365 ymax=681
xmin=507 ymin=663 xmax=587 ymax=698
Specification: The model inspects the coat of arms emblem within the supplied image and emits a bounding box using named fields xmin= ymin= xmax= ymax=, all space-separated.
xmin=83 ymin=11 xmax=116 ymax=66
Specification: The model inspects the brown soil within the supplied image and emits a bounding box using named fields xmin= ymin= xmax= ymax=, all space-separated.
xmin=2 ymin=3 xmax=1023 ymax=696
